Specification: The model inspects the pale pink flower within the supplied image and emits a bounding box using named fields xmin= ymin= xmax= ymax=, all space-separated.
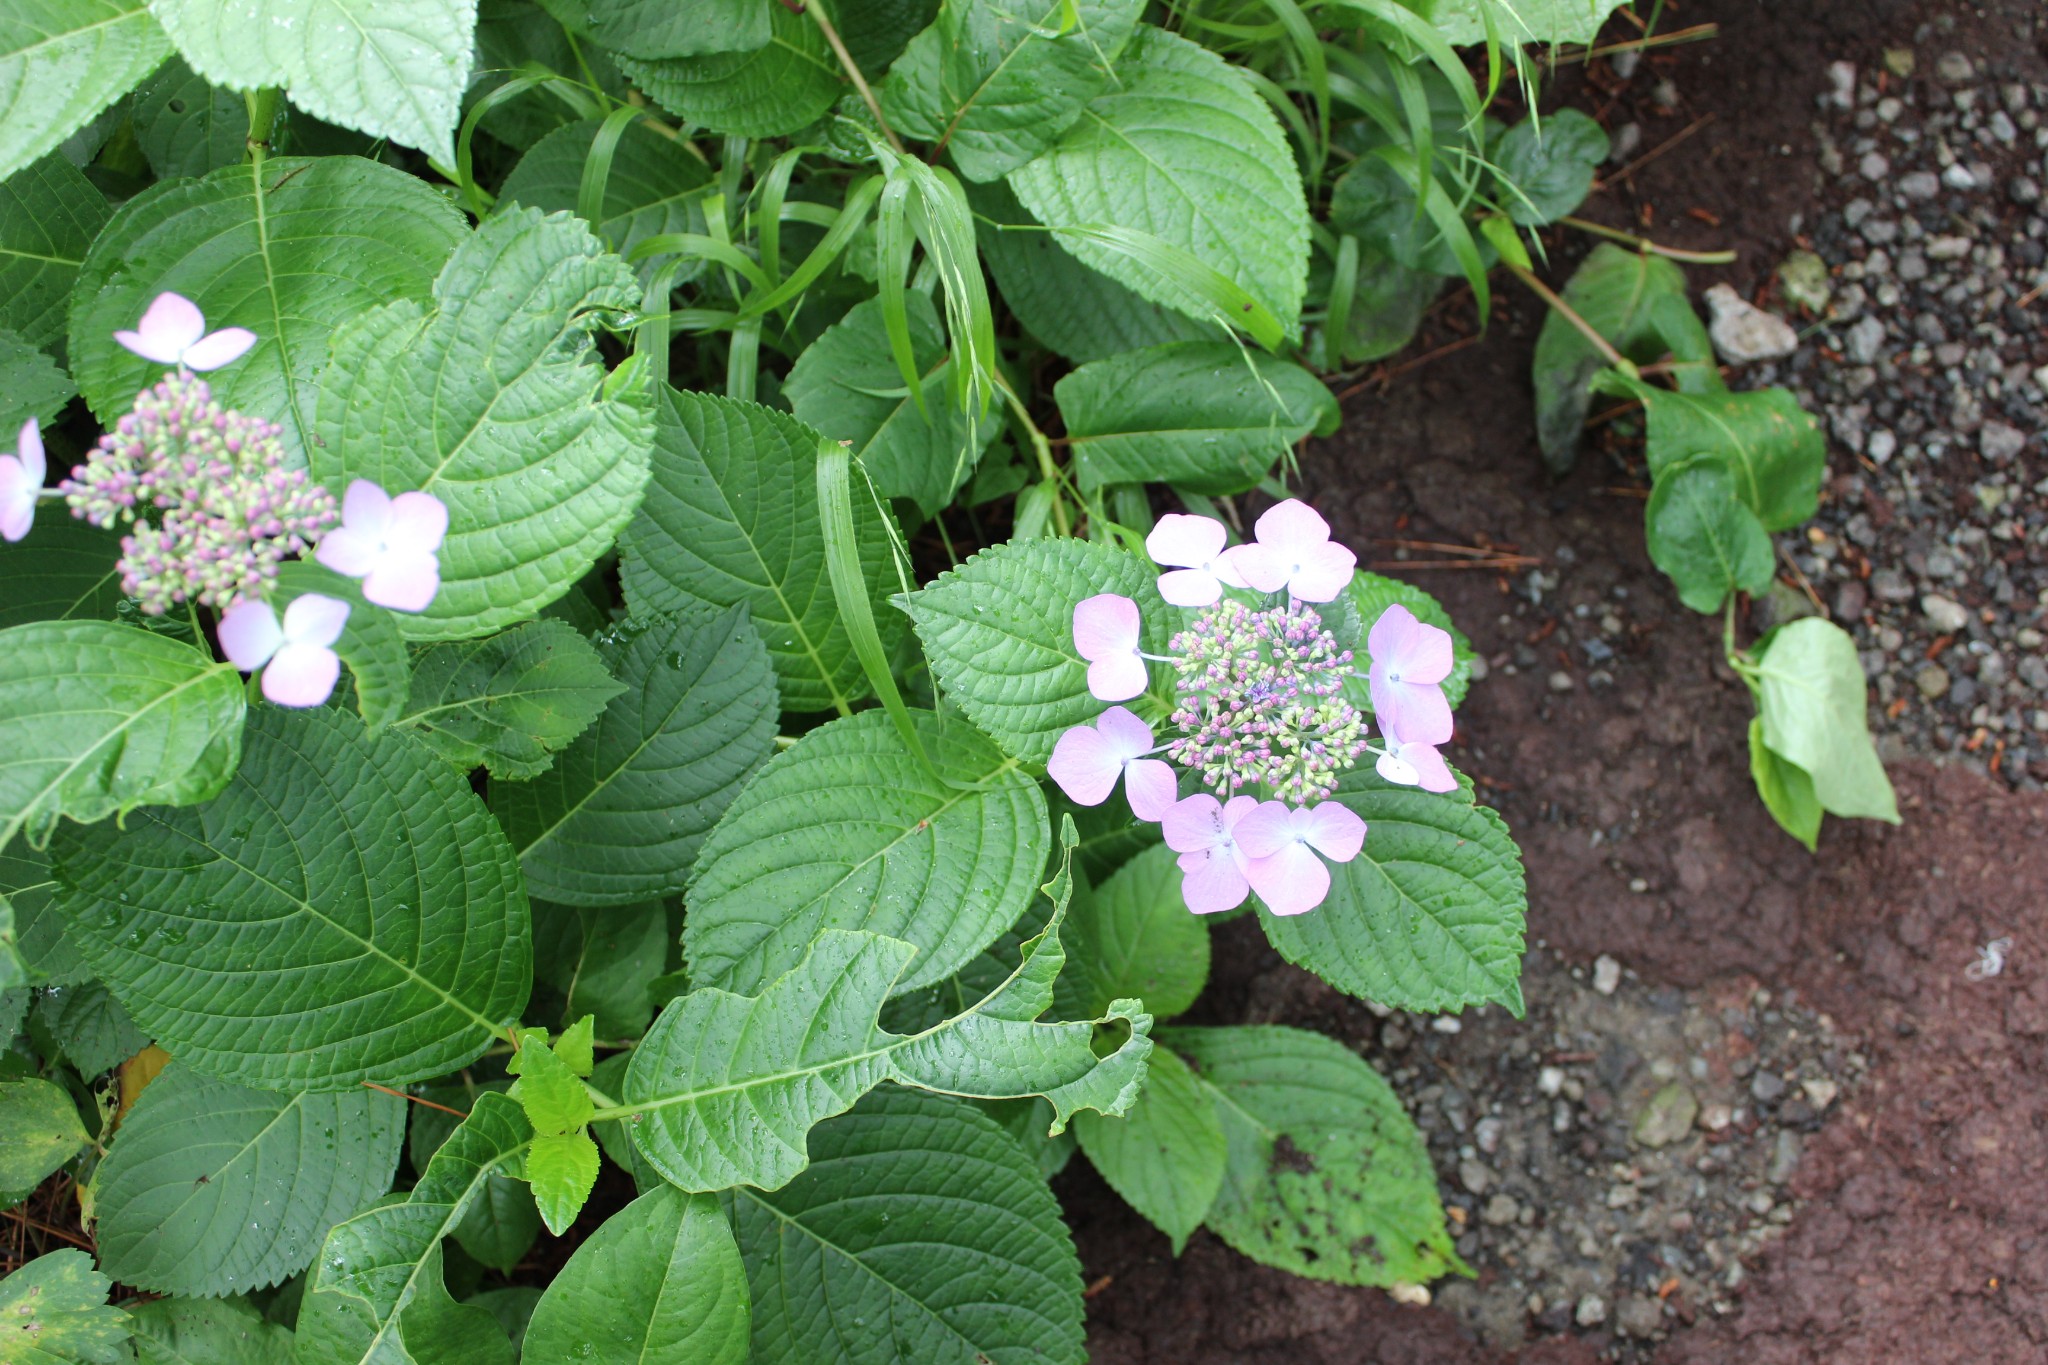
xmin=1047 ymin=706 xmax=1177 ymax=820
xmin=1236 ymin=800 xmax=1367 ymax=916
xmin=1163 ymin=793 xmax=1259 ymax=914
xmin=1367 ymin=604 xmax=1454 ymax=746
xmin=0 ymin=418 xmax=43 ymax=543
xmin=1375 ymin=715 xmax=1458 ymax=793
xmin=1145 ymin=513 xmax=1247 ymax=607
xmin=315 ymin=479 xmax=448 ymax=612
xmin=219 ymin=593 xmax=350 ymax=707
xmin=114 ymin=292 xmax=257 ymax=372
xmin=1226 ymin=499 xmax=1355 ymax=603
xmin=1073 ymin=592 xmax=1147 ymax=701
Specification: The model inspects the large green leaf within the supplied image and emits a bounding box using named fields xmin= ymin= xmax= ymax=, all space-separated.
xmin=0 ymin=1078 xmax=88 ymax=1194
xmin=0 ymin=327 xmax=73 ymax=433
xmin=0 ymin=1 xmax=170 ymax=181
xmin=131 ymin=55 xmax=247 ymax=179
xmin=531 ymin=899 xmax=668 ymax=1038
xmin=495 ymin=606 xmax=778 ymax=907
xmin=1257 ymin=765 xmax=1526 ymax=1016
xmin=734 ymin=1088 xmax=1086 ymax=1365
xmin=1597 ymin=371 xmax=1826 ymax=532
xmin=407 ymin=1080 xmax=539 ymax=1274
xmin=1060 ymin=842 xmax=1208 ymax=1021
xmin=1168 ymin=1024 xmax=1460 ymax=1286
xmin=1054 ymin=340 xmax=1337 ymax=494
xmin=1430 ymin=0 xmax=1630 ymax=45
xmin=613 ymin=4 xmax=840 ymax=138
xmin=903 ymin=536 xmax=1172 ymax=764
xmin=128 ymin=1298 xmax=295 ymax=1365
xmin=684 ymin=707 xmax=1046 ymax=997
xmin=1752 ymin=617 xmax=1899 ymax=824
xmin=0 ymin=1250 xmax=131 ymax=1365
xmin=150 ymin=0 xmax=477 ymax=162
xmin=3 ymin=845 xmax=89 ymax=986
xmin=1641 ymin=460 xmax=1775 ymax=614
xmin=523 ymin=1186 xmax=749 ymax=1365
xmin=785 ymin=294 xmax=995 ymax=518
xmin=0 ymin=518 xmax=123 ymax=631
xmin=68 ymin=156 xmax=467 ymax=463
xmin=0 ymin=154 xmax=107 ymax=351
xmin=585 ymin=0 xmax=766 ymax=58
xmin=0 ymin=620 xmax=243 ymax=853
xmin=881 ymin=0 xmax=1143 ymax=183
xmin=1072 ymin=1044 xmax=1223 ymax=1254
xmin=93 ymin=1062 xmax=406 ymax=1296
xmin=838 ymin=0 xmax=936 ymax=74
xmin=51 ymin=706 xmax=531 ymax=1090
xmin=1493 ymin=108 xmax=1606 ymax=225
xmin=625 ymin=834 xmax=1152 ymax=1192
xmin=621 ymin=386 xmax=900 ymax=715
xmin=1006 ymin=26 xmax=1309 ymax=330
xmin=497 ymin=115 xmax=711 ymax=267
xmin=398 ymin=618 xmax=622 ymax=781
xmin=313 ymin=207 xmax=653 ymax=641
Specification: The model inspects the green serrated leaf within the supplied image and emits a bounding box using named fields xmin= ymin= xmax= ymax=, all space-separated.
xmin=586 ymin=0 xmax=767 ymax=58
xmin=1061 ymin=842 xmax=1209 ymax=1021
xmin=128 ymin=1296 xmax=296 ymax=1365
xmin=0 ymin=620 xmax=244 ymax=853
xmin=1494 ymin=108 xmax=1606 ymax=226
xmin=398 ymin=618 xmax=622 ymax=781
xmin=497 ymin=115 xmax=711 ymax=270
xmin=93 ymin=1061 xmax=405 ymax=1296
xmin=524 ymin=1185 xmax=749 ymax=1364
xmin=0 ymin=328 xmax=74 ymax=432
xmin=1752 ymin=617 xmax=1899 ymax=825
xmin=494 ymin=605 xmax=778 ymax=907
xmin=525 ymin=1129 xmax=599 ymax=1236
xmin=1641 ymin=459 xmax=1775 ymax=614
xmin=1074 ymin=1043 xmax=1223 ymax=1254
xmin=621 ymin=386 xmax=900 ymax=715
xmin=68 ymin=155 xmax=468 ymax=463
xmin=1168 ymin=1024 xmax=1460 ymax=1286
xmin=1257 ymin=764 xmax=1526 ymax=1016
xmin=904 ymin=535 xmax=1173 ymax=764
xmin=613 ymin=4 xmax=841 ymax=138
xmin=0 ymin=1078 xmax=88 ymax=1193
xmin=3 ymin=845 xmax=88 ymax=986
xmin=1007 ymin=26 xmax=1310 ymax=330
xmin=685 ymin=707 xmax=1047 ymax=998
xmin=508 ymin=1038 xmax=591 ymax=1136
xmin=0 ymin=1 xmax=170 ymax=182
xmin=35 ymin=977 xmax=146 ymax=1074
xmin=0 ymin=517 xmax=124 ymax=632
xmin=151 ymin=0 xmax=477 ymax=162
xmin=408 ymin=1081 xmax=540 ymax=1274
xmin=1597 ymin=371 xmax=1826 ymax=532
xmin=0 ymin=1250 xmax=132 ymax=1364
xmin=1055 ymin=340 xmax=1336 ymax=494
xmin=554 ymin=1013 xmax=594 ymax=1076
xmin=0 ymin=154 xmax=107 ymax=351
xmin=1748 ymin=715 xmax=1822 ymax=851
xmin=52 ymin=706 xmax=531 ymax=1090
xmin=1343 ymin=571 xmax=1476 ymax=711
xmin=131 ymin=55 xmax=248 ymax=180
xmin=313 ymin=207 xmax=652 ymax=641
xmin=734 ymin=1088 xmax=1085 ymax=1365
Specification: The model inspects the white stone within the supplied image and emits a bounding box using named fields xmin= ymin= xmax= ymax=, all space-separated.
xmin=1592 ymin=954 xmax=1622 ymax=995
xmin=1703 ymin=284 xmax=1800 ymax=364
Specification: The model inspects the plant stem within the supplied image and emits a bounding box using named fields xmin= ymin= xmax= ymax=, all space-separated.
xmin=1557 ymin=216 xmax=1737 ymax=265
xmin=807 ymin=3 xmax=904 ymax=153
xmin=245 ymin=88 xmax=282 ymax=164
xmin=996 ymin=375 xmax=1070 ymax=537
xmin=1506 ymin=262 xmax=1631 ymax=371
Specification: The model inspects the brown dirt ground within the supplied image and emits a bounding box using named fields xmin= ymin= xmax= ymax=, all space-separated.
xmin=1069 ymin=1 xmax=2048 ymax=1361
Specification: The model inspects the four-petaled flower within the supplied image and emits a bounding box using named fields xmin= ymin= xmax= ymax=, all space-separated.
xmin=114 ymin=292 xmax=258 ymax=372
xmin=0 ymin=418 xmax=42 ymax=543
xmin=219 ymin=593 xmax=352 ymax=707
xmin=1228 ymin=500 xmax=1356 ymax=603
xmin=1073 ymin=592 xmax=1147 ymax=701
xmin=1163 ymin=793 xmax=1260 ymax=914
xmin=1374 ymin=715 xmax=1457 ymax=793
xmin=1048 ymin=706 xmax=1178 ymax=820
xmin=1367 ymin=603 xmax=1455 ymax=745
xmin=1236 ymin=800 xmax=1367 ymax=916
xmin=1146 ymin=513 xmax=1248 ymax=607
xmin=315 ymin=479 xmax=449 ymax=612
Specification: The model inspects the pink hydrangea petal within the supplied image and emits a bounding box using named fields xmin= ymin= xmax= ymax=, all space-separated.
xmin=1179 ymin=846 xmax=1251 ymax=915
xmin=1073 ymin=593 xmax=1141 ymax=661
xmin=1156 ymin=567 xmax=1222 ymax=607
xmin=1286 ymin=542 xmax=1356 ymax=603
xmin=1146 ymin=513 xmax=1227 ymax=569
xmin=1372 ymin=678 xmax=1454 ymax=747
xmin=1224 ymin=541 xmax=1289 ymax=594
xmin=1122 ymin=758 xmax=1178 ymax=822
xmin=1299 ymin=801 xmax=1366 ymax=861
xmin=387 ymin=490 xmax=449 ymax=550
xmin=1048 ymin=724 xmax=1122 ymax=806
xmin=180 ymin=327 xmax=258 ymax=371
xmin=282 ymin=593 xmax=351 ymax=648
xmin=1220 ymin=794 xmax=1260 ymax=829
xmin=1367 ymin=603 xmax=1420 ymax=663
xmin=1210 ymin=551 xmax=1249 ymax=591
xmin=1376 ymin=749 xmax=1421 ymax=786
xmin=0 ymin=457 xmax=34 ymax=542
xmin=16 ymin=418 xmax=43 ymax=483
xmin=218 ymin=599 xmax=285 ymax=670
xmin=1401 ymin=741 xmax=1458 ymax=794
xmin=122 ymin=292 xmax=207 ymax=363
xmin=1230 ymin=800 xmax=1299 ymax=860
xmin=1162 ymin=793 xmax=1224 ymax=853
xmin=340 ymin=479 xmax=394 ymax=540
xmin=1252 ymin=499 xmax=1331 ymax=558
xmin=262 ymin=642 xmax=341 ymax=707
xmin=314 ymin=526 xmax=381 ymax=578
xmin=1094 ymin=704 xmax=1154 ymax=759
xmin=1086 ymin=652 xmax=1147 ymax=702
xmin=362 ymin=551 xmax=441 ymax=613
xmin=1247 ymin=842 xmax=1331 ymax=916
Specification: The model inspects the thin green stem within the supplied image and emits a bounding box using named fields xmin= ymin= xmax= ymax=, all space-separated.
xmin=1506 ymin=262 xmax=1630 ymax=371
xmin=1558 ymin=215 xmax=1737 ymax=265
xmin=808 ymin=3 xmax=903 ymax=153
xmin=995 ymin=375 xmax=1070 ymax=537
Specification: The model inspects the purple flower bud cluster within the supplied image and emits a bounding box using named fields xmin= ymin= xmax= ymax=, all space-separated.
xmin=60 ymin=372 xmax=337 ymax=614
xmin=1165 ymin=597 xmax=1368 ymax=803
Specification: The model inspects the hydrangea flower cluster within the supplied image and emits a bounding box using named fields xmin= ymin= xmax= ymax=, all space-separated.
xmin=1050 ymin=500 xmax=1461 ymax=918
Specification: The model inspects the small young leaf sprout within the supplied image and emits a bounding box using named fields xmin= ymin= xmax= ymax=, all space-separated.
xmin=1048 ymin=499 xmax=1461 ymax=917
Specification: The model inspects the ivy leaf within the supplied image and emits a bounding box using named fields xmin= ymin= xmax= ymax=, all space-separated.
xmin=0 ymin=519 xmax=123 ymax=632
xmin=0 ymin=621 xmax=244 ymax=854
xmin=1072 ymin=1045 xmax=1223 ymax=1254
xmin=684 ymin=707 xmax=1047 ymax=998
xmin=784 ymin=294 xmax=996 ymax=518
xmin=612 ymin=4 xmax=841 ymax=138
xmin=1167 ymin=1024 xmax=1462 ymax=1286
xmin=498 ymin=115 xmax=711 ymax=271
xmin=526 ymin=1131 xmax=600 ymax=1236
xmin=0 ymin=154 xmax=106 ymax=350
xmin=1256 ymin=765 xmax=1527 ymax=1016
xmin=273 ymin=561 xmax=410 ymax=731
xmin=1054 ymin=340 xmax=1337 ymax=494
xmin=0 ymin=1078 xmax=88 ymax=1194
xmin=1006 ymin=26 xmax=1310 ymax=330
xmin=494 ymin=606 xmax=778 ymax=907
xmin=1641 ymin=460 xmax=1775 ymax=614
xmin=150 ymin=0 xmax=478 ymax=162
xmin=585 ymin=0 xmax=768 ymax=59
xmin=131 ymin=55 xmax=247 ymax=180
xmin=903 ymin=535 xmax=1173 ymax=764
xmin=127 ymin=1298 xmax=296 ymax=1365
xmin=531 ymin=901 xmax=668 ymax=1039
xmin=1752 ymin=617 xmax=1900 ymax=825
xmin=880 ymin=0 xmax=1143 ymax=183
xmin=620 ymin=386 xmax=900 ymax=715
xmin=68 ymin=156 xmax=468 ymax=463
xmin=524 ymin=1186 xmax=749 ymax=1365
xmin=1493 ymin=109 xmax=1607 ymax=225
xmin=0 ymin=1 xmax=170 ymax=182
xmin=0 ymin=1250 xmax=132 ymax=1365
xmin=34 ymin=977 xmax=146 ymax=1074
xmin=92 ymin=1061 xmax=405 ymax=1296
xmin=0 ymin=328 xmax=74 ymax=433
xmin=1060 ymin=842 xmax=1209 ymax=1021
xmin=734 ymin=1089 xmax=1085 ymax=1365
xmin=398 ymin=619 xmax=622 ymax=782
xmin=52 ymin=706 xmax=531 ymax=1090
xmin=1343 ymin=571 xmax=1476 ymax=711
xmin=314 ymin=207 xmax=652 ymax=641
xmin=1748 ymin=716 xmax=1823 ymax=852
xmin=1596 ymin=371 xmax=1826 ymax=532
